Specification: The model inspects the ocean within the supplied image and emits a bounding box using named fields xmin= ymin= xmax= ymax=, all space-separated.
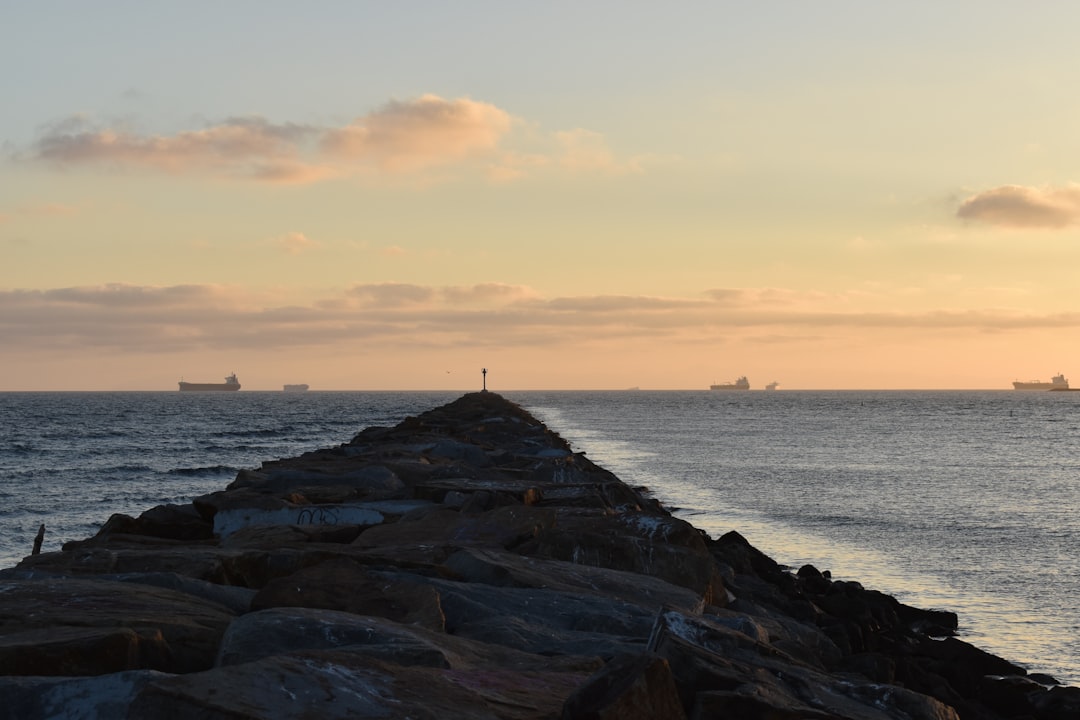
xmin=0 ymin=389 xmax=1077 ymax=685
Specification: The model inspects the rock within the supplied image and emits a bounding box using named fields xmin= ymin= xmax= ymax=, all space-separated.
xmin=1 ymin=391 xmax=1064 ymax=720
xmin=516 ymin=510 xmax=726 ymax=604
xmin=0 ymin=577 xmax=234 ymax=674
xmin=353 ymin=505 xmax=557 ymax=551
xmin=129 ymin=651 xmax=591 ymax=720
xmin=217 ymin=606 xmax=604 ymax=676
xmin=0 ymin=670 xmax=164 ymax=720
xmin=212 ymin=503 xmax=385 ymax=538
xmin=560 ymin=652 xmax=687 ymax=720
xmin=250 ymin=557 xmax=447 ymax=631
xmin=442 ymin=546 xmax=705 ymax=615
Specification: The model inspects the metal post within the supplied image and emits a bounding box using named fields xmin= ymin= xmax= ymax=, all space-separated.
xmin=482 ymin=368 xmax=487 ymax=391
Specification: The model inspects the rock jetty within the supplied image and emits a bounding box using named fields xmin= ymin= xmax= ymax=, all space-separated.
xmin=1 ymin=392 xmax=1077 ymax=719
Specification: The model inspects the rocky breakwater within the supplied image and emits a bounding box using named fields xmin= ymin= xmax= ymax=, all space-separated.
xmin=1 ymin=392 xmax=1077 ymax=719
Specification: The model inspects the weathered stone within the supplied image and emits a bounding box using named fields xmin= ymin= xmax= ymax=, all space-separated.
xmin=353 ymin=505 xmax=556 ymax=550
xmin=560 ymin=653 xmax=687 ymax=720
xmin=83 ymin=503 xmax=214 ymax=544
xmin=212 ymin=503 xmax=384 ymax=538
xmin=0 ymin=670 xmax=164 ymax=720
xmin=191 ymin=487 xmax=292 ymax=522
xmin=217 ymin=607 xmax=455 ymax=668
xmin=516 ymin=510 xmax=727 ymax=604
xmin=107 ymin=571 xmax=256 ymax=614
xmin=390 ymin=571 xmax=655 ymax=657
xmin=217 ymin=606 xmax=604 ymax=676
xmin=443 ymin=546 xmax=705 ymax=615
xmin=0 ymin=577 xmax=234 ymax=674
xmin=250 ymin=557 xmax=446 ymax=631
xmin=0 ymin=626 xmax=166 ymax=676
xmin=130 ymin=651 xmax=591 ymax=720
xmin=0 ymin=391 xmax=1061 ymax=720
xmin=219 ymin=522 xmax=364 ymax=549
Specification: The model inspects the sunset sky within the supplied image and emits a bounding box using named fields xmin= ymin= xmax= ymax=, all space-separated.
xmin=4 ymin=2 xmax=1080 ymax=390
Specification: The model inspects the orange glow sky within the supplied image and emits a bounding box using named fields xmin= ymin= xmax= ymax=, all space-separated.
xmin=4 ymin=3 xmax=1080 ymax=390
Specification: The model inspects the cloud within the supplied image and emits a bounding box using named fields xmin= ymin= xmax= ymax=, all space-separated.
xmin=347 ymin=283 xmax=436 ymax=307
xmin=956 ymin=184 xmax=1080 ymax=228
xmin=278 ymin=232 xmax=319 ymax=255
xmin=0 ymin=202 xmax=80 ymax=223
xmin=345 ymin=282 xmax=535 ymax=308
xmin=322 ymin=95 xmax=511 ymax=172
xmin=3 ymin=283 xmax=1078 ymax=357
xmin=34 ymin=116 xmax=316 ymax=180
xmin=555 ymin=129 xmax=641 ymax=175
xmin=26 ymin=96 xmax=638 ymax=185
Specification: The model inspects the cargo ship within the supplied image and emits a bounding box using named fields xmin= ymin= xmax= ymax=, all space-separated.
xmin=710 ymin=376 xmax=750 ymax=391
xmin=1012 ymin=373 xmax=1069 ymax=391
xmin=283 ymin=384 xmax=309 ymax=392
xmin=178 ymin=373 xmax=241 ymax=392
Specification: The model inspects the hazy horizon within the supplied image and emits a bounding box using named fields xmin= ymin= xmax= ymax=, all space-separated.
xmin=5 ymin=3 xmax=1080 ymax=391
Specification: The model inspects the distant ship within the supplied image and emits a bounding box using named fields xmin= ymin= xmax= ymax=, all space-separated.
xmin=178 ymin=373 xmax=241 ymax=392
xmin=710 ymin=376 xmax=750 ymax=391
xmin=1012 ymin=374 xmax=1069 ymax=391
xmin=765 ymin=381 xmax=779 ymax=391
xmin=283 ymin=384 xmax=310 ymax=392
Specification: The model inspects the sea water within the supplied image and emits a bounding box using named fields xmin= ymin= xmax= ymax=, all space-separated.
xmin=0 ymin=389 xmax=1076 ymax=685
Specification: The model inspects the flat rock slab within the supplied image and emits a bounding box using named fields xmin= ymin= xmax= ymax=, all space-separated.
xmin=130 ymin=651 xmax=591 ymax=720
xmin=217 ymin=606 xmax=604 ymax=675
xmin=353 ymin=505 xmax=557 ymax=550
xmin=443 ymin=546 xmax=705 ymax=615
xmin=250 ymin=558 xmax=447 ymax=631
xmin=0 ymin=577 xmax=235 ymax=674
xmin=0 ymin=670 xmax=165 ymax=720
xmin=213 ymin=504 xmax=385 ymax=538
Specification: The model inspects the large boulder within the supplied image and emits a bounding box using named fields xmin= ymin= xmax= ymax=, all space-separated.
xmin=0 ymin=577 xmax=235 ymax=675
xmin=250 ymin=558 xmax=447 ymax=631
xmin=129 ymin=651 xmax=593 ymax=720
xmin=517 ymin=510 xmax=727 ymax=605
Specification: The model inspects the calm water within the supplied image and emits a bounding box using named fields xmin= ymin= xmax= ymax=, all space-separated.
xmin=0 ymin=390 xmax=1077 ymax=685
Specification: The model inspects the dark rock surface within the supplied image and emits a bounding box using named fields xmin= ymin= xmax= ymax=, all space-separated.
xmin=1 ymin=391 xmax=1076 ymax=719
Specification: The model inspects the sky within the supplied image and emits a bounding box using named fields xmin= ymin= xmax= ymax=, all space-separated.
xmin=3 ymin=1 xmax=1080 ymax=391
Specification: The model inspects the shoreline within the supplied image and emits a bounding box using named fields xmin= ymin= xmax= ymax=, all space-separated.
xmin=1 ymin=391 xmax=1076 ymax=718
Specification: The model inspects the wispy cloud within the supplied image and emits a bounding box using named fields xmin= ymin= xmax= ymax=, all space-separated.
xmin=555 ymin=129 xmax=641 ymax=175
xmin=0 ymin=202 xmax=81 ymax=223
xmin=1 ymin=283 xmax=1076 ymax=356
xmin=34 ymin=116 xmax=317 ymax=180
xmin=956 ymin=184 xmax=1080 ymax=228
xmin=277 ymin=231 xmax=319 ymax=255
xmin=25 ymin=95 xmax=635 ymax=185
xmin=321 ymin=94 xmax=510 ymax=172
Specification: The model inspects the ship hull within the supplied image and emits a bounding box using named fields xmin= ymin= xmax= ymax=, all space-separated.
xmin=283 ymin=384 xmax=309 ymax=392
xmin=1013 ymin=373 xmax=1069 ymax=391
xmin=179 ymin=383 xmax=241 ymax=392
xmin=711 ymin=376 xmax=751 ymax=391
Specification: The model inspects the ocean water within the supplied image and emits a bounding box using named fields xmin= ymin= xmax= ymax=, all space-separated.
xmin=0 ymin=389 xmax=1077 ymax=685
